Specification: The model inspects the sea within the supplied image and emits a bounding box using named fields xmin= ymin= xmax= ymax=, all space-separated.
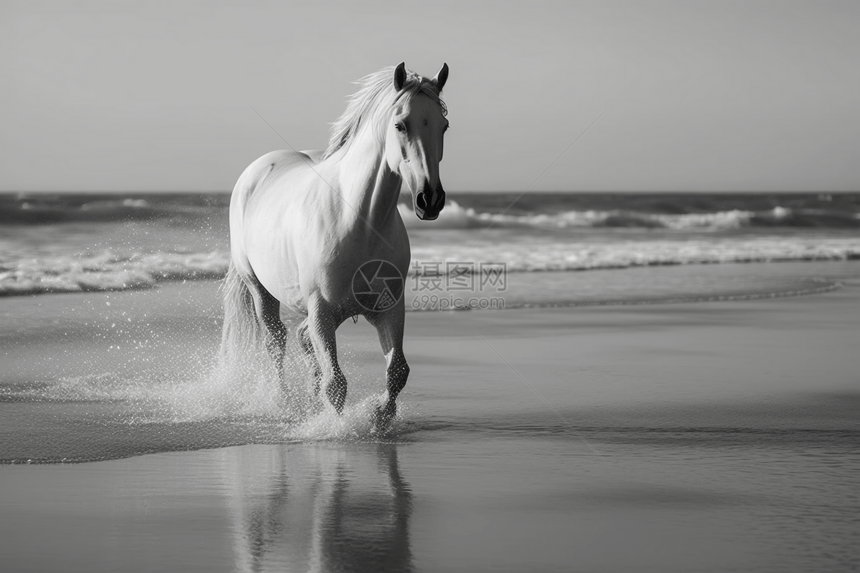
xmin=2 ymin=191 xmax=859 ymax=302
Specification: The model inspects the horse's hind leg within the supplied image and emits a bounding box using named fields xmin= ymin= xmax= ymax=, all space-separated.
xmin=296 ymin=319 xmax=322 ymax=394
xmin=250 ymin=280 xmax=288 ymax=385
xmin=305 ymin=295 xmax=347 ymax=413
xmin=366 ymin=302 xmax=409 ymax=428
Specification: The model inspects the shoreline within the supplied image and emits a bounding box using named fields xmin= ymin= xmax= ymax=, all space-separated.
xmin=1 ymin=258 xmax=858 ymax=309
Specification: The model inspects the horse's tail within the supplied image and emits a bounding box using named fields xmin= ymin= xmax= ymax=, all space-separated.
xmin=219 ymin=262 xmax=262 ymax=363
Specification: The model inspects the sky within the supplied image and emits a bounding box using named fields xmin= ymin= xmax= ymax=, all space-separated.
xmin=1 ymin=0 xmax=858 ymax=193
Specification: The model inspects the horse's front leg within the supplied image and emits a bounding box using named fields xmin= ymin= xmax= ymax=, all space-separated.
xmin=306 ymin=295 xmax=347 ymax=413
xmin=366 ymin=301 xmax=409 ymax=427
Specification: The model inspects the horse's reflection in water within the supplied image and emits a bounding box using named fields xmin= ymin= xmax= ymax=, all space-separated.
xmin=224 ymin=443 xmax=413 ymax=573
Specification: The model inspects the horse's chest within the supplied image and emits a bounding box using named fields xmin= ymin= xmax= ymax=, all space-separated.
xmin=312 ymin=234 xmax=407 ymax=303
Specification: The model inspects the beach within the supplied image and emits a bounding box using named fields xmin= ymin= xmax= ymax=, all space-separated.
xmin=2 ymin=267 xmax=859 ymax=572
xmin=5 ymin=1 xmax=860 ymax=568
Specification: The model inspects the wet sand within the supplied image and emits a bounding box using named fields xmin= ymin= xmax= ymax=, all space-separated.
xmin=1 ymin=274 xmax=859 ymax=571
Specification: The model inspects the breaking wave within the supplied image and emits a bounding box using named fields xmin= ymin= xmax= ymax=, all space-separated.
xmin=2 ymin=237 xmax=859 ymax=297
xmin=401 ymin=201 xmax=860 ymax=231
xmin=2 ymin=192 xmax=858 ymax=297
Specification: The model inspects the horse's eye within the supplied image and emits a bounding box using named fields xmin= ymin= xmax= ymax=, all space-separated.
xmin=395 ymin=122 xmax=406 ymax=133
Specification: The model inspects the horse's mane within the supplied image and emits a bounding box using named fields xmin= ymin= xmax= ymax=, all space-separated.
xmin=322 ymin=65 xmax=448 ymax=160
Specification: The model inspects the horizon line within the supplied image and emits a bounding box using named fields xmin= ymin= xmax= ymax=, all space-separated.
xmin=3 ymin=189 xmax=859 ymax=195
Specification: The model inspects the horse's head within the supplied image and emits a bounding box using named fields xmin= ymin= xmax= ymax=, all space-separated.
xmin=384 ymin=62 xmax=449 ymax=221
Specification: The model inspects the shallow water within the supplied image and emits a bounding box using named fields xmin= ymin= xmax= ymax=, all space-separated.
xmin=4 ymin=430 xmax=858 ymax=572
xmin=2 ymin=268 xmax=860 ymax=570
xmin=1 ymin=262 xmax=858 ymax=462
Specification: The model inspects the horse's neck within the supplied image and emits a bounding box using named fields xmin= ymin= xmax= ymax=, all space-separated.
xmin=333 ymin=130 xmax=401 ymax=233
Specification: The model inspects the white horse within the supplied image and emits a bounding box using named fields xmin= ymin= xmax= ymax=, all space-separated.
xmin=221 ymin=63 xmax=449 ymax=426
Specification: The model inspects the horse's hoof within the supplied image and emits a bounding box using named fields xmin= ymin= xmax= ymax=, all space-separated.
xmin=325 ymin=384 xmax=346 ymax=414
xmin=373 ymin=400 xmax=396 ymax=432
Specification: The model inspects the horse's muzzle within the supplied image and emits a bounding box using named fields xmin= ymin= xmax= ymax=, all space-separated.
xmin=415 ymin=187 xmax=446 ymax=221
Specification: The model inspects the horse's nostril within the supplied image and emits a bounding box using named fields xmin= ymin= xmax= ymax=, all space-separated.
xmin=416 ymin=193 xmax=428 ymax=211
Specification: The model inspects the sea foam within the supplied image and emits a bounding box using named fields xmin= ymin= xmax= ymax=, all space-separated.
xmin=2 ymin=236 xmax=859 ymax=297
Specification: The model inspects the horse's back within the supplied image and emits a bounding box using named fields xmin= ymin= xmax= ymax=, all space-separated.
xmin=230 ymin=149 xmax=321 ymax=241
xmin=234 ymin=149 xmax=318 ymax=198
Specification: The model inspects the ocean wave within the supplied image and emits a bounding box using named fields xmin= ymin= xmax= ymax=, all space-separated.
xmin=0 ymin=194 xmax=225 ymax=225
xmin=410 ymin=237 xmax=860 ymax=274
xmin=4 ymin=192 xmax=857 ymax=230
xmin=0 ymin=250 xmax=227 ymax=296
xmin=1 ymin=236 xmax=859 ymax=297
xmin=401 ymin=201 xmax=860 ymax=231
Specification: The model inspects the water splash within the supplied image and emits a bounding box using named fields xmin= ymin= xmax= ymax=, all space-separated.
xmin=1 ymin=331 xmax=410 ymax=465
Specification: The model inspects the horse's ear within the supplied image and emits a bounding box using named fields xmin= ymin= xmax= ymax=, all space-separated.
xmin=432 ymin=63 xmax=449 ymax=92
xmin=393 ymin=62 xmax=407 ymax=91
